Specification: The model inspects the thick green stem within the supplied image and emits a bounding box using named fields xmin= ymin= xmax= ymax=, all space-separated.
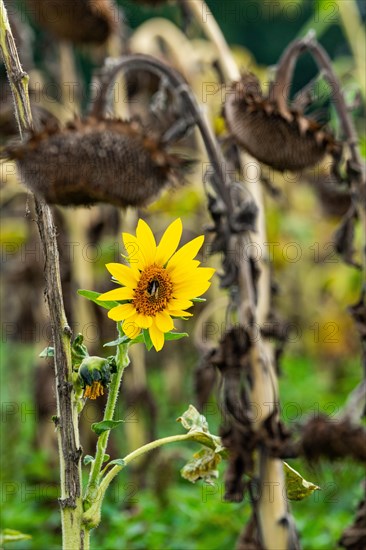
xmin=85 ymin=331 xmax=129 ymax=507
xmin=83 ymin=433 xmax=192 ymax=526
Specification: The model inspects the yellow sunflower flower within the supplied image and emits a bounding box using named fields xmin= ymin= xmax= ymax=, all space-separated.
xmin=98 ymin=218 xmax=215 ymax=351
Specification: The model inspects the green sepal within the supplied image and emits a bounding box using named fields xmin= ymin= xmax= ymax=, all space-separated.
xmin=39 ymin=346 xmax=54 ymax=358
xmin=78 ymin=356 xmax=111 ymax=388
xmin=91 ymin=419 xmax=124 ymax=435
xmin=78 ymin=289 xmax=120 ymax=310
xmin=83 ymin=455 xmax=94 ymax=466
xmin=191 ymin=298 xmax=206 ymax=303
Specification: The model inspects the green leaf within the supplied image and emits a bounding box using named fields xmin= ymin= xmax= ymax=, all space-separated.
xmin=143 ymin=329 xmax=153 ymax=351
xmin=104 ymin=333 xmax=145 ymax=347
xmin=107 ymin=458 xmax=125 ymax=468
xmin=91 ymin=420 xmax=124 ymax=436
xmin=284 ymin=462 xmax=320 ymax=501
xmin=181 ymin=447 xmax=221 ymax=485
xmin=78 ymin=289 xmax=120 ymax=310
xmin=39 ymin=346 xmax=54 ymax=358
xmin=0 ymin=529 xmax=32 ymax=544
xmin=104 ymin=335 xmax=130 ymax=347
xmin=83 ymin=455 xmax=94 ymax=466
xmin=103 ymin=454 xmax=110 ymax=463
xmin=71 ymin=334 xmax=89 ymax=368
xmin=164 ymin=332 xmax=188 ymax=341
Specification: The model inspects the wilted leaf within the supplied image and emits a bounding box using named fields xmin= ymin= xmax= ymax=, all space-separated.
xmin=181 ymin=448 xmax=221 ymax=485
xmin=177 ymin=405 xmax=226 ymax=454
xmin=177 ymin=404 xmax=209 ymax=432
xmin=284 ymin=461 xmax=320 ymax=501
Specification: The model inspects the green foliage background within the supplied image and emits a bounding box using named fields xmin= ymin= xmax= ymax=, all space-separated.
xmin=1 ymin=0 xmax=365 ymax=549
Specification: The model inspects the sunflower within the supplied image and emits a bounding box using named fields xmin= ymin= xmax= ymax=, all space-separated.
xmin=98 ymin=219 xmax=215 ymax=351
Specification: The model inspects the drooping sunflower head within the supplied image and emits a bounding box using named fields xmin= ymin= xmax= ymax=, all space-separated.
xmin=98 ymin=218 xmax=215 ymax=351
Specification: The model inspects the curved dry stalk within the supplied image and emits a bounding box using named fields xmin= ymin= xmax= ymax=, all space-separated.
xmin=89 ymin=54 xmax=233 ymax=217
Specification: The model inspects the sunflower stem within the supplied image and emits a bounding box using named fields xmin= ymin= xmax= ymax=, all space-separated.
xmin=84 ymin=328 xmax=129 ymax=507
xmin=83 ymin=433 xmax=192 ymax=527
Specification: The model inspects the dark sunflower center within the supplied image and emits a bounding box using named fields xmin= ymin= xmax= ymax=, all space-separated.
xmin=133 ymin=265 xmax=173 ymax=316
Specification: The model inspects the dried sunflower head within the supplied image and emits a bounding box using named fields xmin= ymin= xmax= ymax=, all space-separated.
xmin=224 ymin=73 xmax=340 ymax=172
xmin=7 ymin=117 xmax=191 ymax=208
xmin=25 ymin=0 xmax=117 ymax=44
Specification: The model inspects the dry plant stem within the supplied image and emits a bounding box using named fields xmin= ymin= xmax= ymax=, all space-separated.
xmin=336 ymin=0 xmax=366 ymax=99
xmin=89 ymin=54 xmax=233 ymax=217
xmin=0 ymin=3 xmax=86 ymax=548
xmin=181 ymin=3 xmax=290 ymax=548
xmin=180 ymin=0 xmax=240 ymax=82
xmin=274 ymin=36 xmax=366 ymax=268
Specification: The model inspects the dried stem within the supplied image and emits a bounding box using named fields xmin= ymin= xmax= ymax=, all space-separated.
xmin=179 ymin=3 xmax=291 ymax=548
xmin=0 ymin=3 xmax=85 ymax=548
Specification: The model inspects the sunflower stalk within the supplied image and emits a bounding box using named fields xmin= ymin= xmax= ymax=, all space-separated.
xmin=84 ymin=330 xmax=130 ymax=511
xmin=0 ymin=3 xmax=86 ymax=548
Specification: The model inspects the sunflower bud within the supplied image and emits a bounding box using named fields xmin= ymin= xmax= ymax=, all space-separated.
xmin=78 ymin=356 xmax=115 ymax=400
xmin=25 ymin=0 xmax=117 ymax=44
xmin=224 ymin=73 xmax=340 ymax=172
xmin=7 ymin=117 xmax=190 ymax=208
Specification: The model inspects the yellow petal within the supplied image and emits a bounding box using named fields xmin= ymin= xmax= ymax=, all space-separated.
xmin=167 ymin=235 xmax=204 ymax=270
xmin=108 ymin=303 xmax=136 ymax=321
xmin=98 ymin=287 xmax=134 ymax=301
xmin=155 ymin=218 xmax=183 ymax=265
xmin=106 ymin=263 xmax=138 ymax=288
xmin=167 ymin=309 xmax=193 ymax=317
xmin=123 ymin=320 xmax=141 ymax=339
xmin=168 ymin=298 xmax=193 ymax=310
xmin=134 ymin=313 xmax=153 ymax=329
xmin=174 ymin=279 xmax=212 ymax=299
xmin=167 ymin=260 xmax=200 ymax=280
xmin=149 ymin=322 xmax=165 ymax=351
xmin=155 ymin=311 xmax=174 ymax=332
xmin=136 ymin=219 xmax=157 ymax=266
xmin=122 ymin=233 xmax=145 ymax=270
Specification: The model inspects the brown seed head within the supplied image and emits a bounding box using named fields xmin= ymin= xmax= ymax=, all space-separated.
xmin=224 ymin=73 xmax=339 ymax=172
xmin=8 ymin=117 xmax=191 ymax=208
xmin=25 ymin=0 xmax=117 ymax=44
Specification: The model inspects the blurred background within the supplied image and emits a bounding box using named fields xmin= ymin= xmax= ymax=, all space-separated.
xmin=1 ymin=1 xmax=365 ymax=548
